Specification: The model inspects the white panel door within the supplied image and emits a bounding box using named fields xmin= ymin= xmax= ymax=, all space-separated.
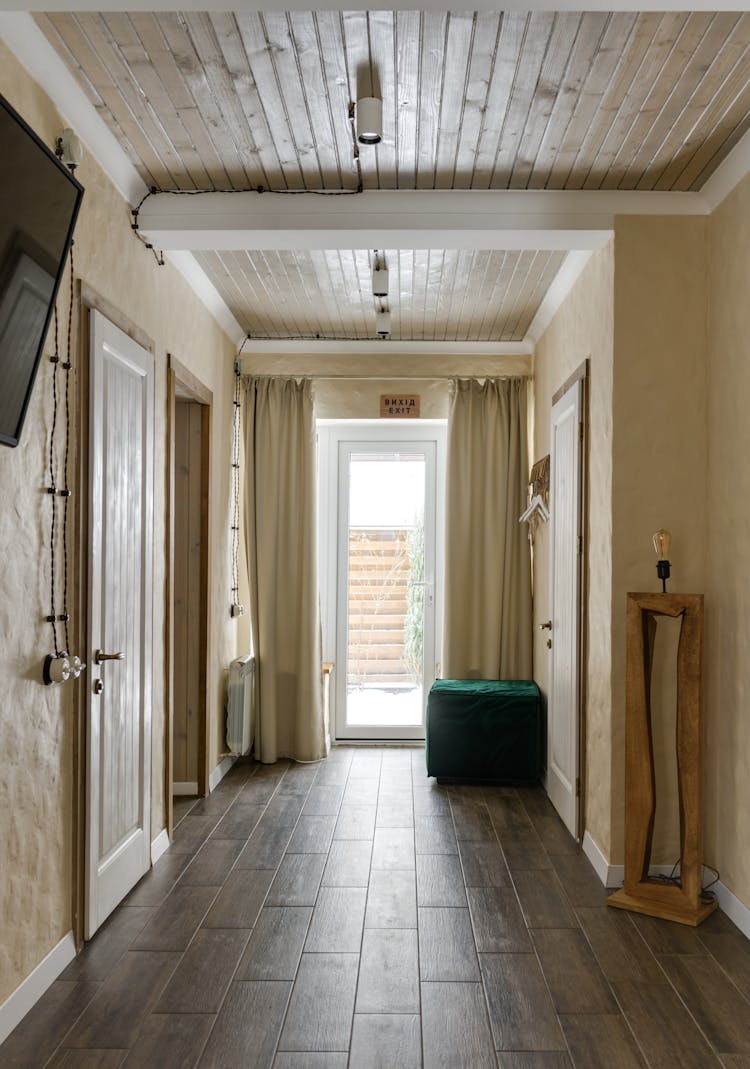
xmin=335 ymin=439 xmax=438 ymax=741
xmin=86 ymin=310 xmax=154 ymax=938
xmin=548 ymin=379 xmax=583 ymax=838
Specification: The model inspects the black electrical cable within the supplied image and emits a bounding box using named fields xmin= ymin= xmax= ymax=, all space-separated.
xmin=701 ymin=864 xmax=720 ymax=902
xmin=231 ymin=355 xmax=242 ymax=604
xmin=241 ymin=333 xmax=390 ymax=342
xmin=645 ymin=859 xmax=721 ymax=903
xmin=47 ymin=308 xmax=60 ymax=656
xmin=60 ymin=243 xmax=75 ymax=655
xmin=130 ymin=103 xmax=364 ymax=267
xmin=46 ymin=247 xmax=76 ymax=661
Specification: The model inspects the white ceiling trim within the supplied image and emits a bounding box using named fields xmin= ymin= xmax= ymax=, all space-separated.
xmin=138 ymin=189 xmax=712 ymax=253
xmin=239 ymin=339 xmax=533 ymax=357
xmin=526 ymin=251 xmax=595 ymax=346
xmin=700 ymin=125 xmax=750 ymax=213
xmin=0 ymin=12 xmax=245 ymax=345
xmin=166 ymin=252 xmax=246 ymax=346
xmin=4 ymin=0 xmax=749 ymax=11
xmin=0 ymin=11 xmax=146 ymax=205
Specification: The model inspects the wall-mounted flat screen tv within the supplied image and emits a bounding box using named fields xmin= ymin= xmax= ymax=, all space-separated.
xmin=0 ymin=92 xmax=84 ymax=448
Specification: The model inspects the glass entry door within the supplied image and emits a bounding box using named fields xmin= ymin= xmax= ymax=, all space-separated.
xmin=335 ymin=440 xmax=438 ymax=740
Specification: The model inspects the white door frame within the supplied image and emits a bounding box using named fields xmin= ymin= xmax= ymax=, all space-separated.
xmin=318 ymin=420 xmax=446 ymax=742
xmin=546 ymin=364 xmax=587 ymax=840
xmin=86 ymin=308 xmax=154 ymax=937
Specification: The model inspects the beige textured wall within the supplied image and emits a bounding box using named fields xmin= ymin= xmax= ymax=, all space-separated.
xmin=610 ymin=215 xmax=708 ymax=863
xmin=0 ymin=42 xmax=239 ymax=1003
xmin=705 ymin=172 xmax=750 ymax=910
xmin=532 ymin=242 xmax=615 ymax=855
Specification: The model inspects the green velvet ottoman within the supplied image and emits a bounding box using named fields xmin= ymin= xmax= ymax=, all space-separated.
xmin=425 ymin=679 xmax=542 ymax=784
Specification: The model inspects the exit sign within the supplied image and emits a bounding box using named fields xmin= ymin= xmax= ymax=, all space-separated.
xmin=380 ymin=395 xmax=421 ymax=418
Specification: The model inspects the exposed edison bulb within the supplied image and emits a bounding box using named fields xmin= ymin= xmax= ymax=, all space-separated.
xmin=652 ymin=529 xmax=671 ymax=560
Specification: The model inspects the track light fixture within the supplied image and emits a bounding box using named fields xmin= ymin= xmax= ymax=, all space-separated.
xmin=372 ymin=251 xmax=389 ymax=297
xmin=375 ymin=308 xmax=391 ymax=337
xmin=357 ymin=97 xmax=382 ymax=145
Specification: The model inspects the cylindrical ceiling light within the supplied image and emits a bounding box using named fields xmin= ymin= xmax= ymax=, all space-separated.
xmin=372 ymin=253 xmax=389 ymax=297
xmin=357 ymin=97 xmax=382 ymax=145
xmin=375 ymin=309 xmax=391 ymax=337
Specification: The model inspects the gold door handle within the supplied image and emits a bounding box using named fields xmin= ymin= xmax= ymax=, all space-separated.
xmin=95 ymin=650 xmax=124 ymax=663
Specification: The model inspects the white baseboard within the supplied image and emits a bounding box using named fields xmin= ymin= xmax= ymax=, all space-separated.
xmin=583 ymin=832 xmax=700 ymax=888
xmin=209 ymin=754 xmax=236 ymax=792
xmin=150 ymin=828 xmax=170 ymax=865
xmin=709 ymin=877 xmax=750 ymax=938
xmin=582 ymin=831 xmax=613 ymax=886
xmin=581 ymin=831 xmax=750 ymax=940
xmin=173 ymin=781 xmax=198 ymax=796
xmin=0 ymin=931 xmax=76 ymax=1045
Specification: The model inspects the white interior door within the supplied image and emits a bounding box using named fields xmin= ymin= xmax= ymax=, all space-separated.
xmin=548 ymin=379 xmax=583 ymax=838
xmin=86 ymin=310 xmax=154 ymax=937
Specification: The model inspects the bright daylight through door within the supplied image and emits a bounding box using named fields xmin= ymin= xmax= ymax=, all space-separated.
xmin=347 ymin=451 xmax=426 ymax=727
xmin=322 ymin=425 xmax=444 ymax=744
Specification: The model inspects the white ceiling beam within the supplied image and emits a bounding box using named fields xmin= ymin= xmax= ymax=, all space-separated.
xmin=3 ymin=0 xmax=747 ymax=11
xmin=138 ymin=189 xmax=709 ymax=252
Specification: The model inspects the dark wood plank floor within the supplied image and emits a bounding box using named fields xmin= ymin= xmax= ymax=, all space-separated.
xmin=3 ymin=746 xmax=750 ymax=1068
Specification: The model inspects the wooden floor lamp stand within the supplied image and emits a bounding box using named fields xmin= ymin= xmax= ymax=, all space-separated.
xmin=608 ymin=592 xmax=716 ymax=927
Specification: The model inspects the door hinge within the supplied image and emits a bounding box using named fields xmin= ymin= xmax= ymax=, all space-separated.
xmin=576 ymin=777 xmax=581 ymax=798
xmin=577 ymin=535 xmax=583 ymax=556
xmin=578 ymin=421 xmax=584 ymax=442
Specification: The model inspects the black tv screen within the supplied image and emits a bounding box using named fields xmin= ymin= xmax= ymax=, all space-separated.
xmin=0 ymin=92 xmax=83 ymax=448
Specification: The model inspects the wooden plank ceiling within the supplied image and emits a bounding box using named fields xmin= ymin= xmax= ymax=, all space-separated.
xmin=34 ymin=10 xmax=750 ymax=340
xmin=193 ymin=248 xmax=566 ymax=340
xmin=36 ymin=10 xmax=750 ymax=193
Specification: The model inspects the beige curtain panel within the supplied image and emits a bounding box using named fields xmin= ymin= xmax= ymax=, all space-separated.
xmin=443 ymin=377 xmax=532 ymax=680
xmin=243 ymin=376 xmax=326 ymax=763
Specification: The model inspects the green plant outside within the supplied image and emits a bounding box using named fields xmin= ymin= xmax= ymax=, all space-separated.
xmin=404 ymin=513 xmax=424 ymax=680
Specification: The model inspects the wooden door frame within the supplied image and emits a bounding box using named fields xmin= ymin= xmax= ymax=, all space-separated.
xmin=72 ymin=284 xmax=155 ymax=950
xmin=551 ymin=358 xmax=589 ymax=841
xmin=166 ymin=354 xmax=212 ymax=840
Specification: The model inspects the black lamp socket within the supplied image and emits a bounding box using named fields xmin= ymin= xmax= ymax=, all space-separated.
xmin=656 ymin=558 xmax=671 ymax=592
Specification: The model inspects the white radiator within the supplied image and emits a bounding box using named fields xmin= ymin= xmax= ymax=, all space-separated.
xmin=226 ymin=654 xmax=255 ymax=755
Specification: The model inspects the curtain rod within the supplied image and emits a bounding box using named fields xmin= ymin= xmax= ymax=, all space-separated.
xmin=240 ymin=373 xmax=531 ymax=381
